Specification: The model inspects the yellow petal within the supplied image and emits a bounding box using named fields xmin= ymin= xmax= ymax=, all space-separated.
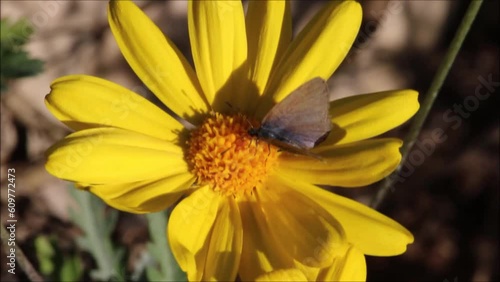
xmin=188 ymin=0 xmax=248 ymax=112
xmin=45 ymin=128 xmax=187 ymax=184
xmin=46 ymin=75 xmax=184 ymax=141
xmin=301 ymin=183 xmax=414 ymax=256
xmin=168 ymin=186 xmax=220 ymax=281
xmin=203 ymin=197 xmax=242 ymax=281
xmin=318 ymin=244 xmax=366 ymax=281
xmin=326 ymin=90 xmax=420 ymax=145
xmin=258 ymin=1 xmax=361 ymax=115
xmin=238 ymin=195 xmax=295 ymax=281
xmin=108 ymin=0 xmax=208 ymax=121
xmin=279 ymin=138 xmax=403 ymax=187
xmin=260 ymin=175 xmax=346 ymax=268
xmin=89 ymin=173 xmax=195 ymax=214
xmin=246 ymin=0 xmax=291 ymax=110
xmin=256 ymin=269 xmax=308 ymax=281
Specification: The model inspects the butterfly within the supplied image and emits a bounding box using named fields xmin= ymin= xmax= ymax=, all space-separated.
xmin=249 ymin=77 xmax=332 ymax=156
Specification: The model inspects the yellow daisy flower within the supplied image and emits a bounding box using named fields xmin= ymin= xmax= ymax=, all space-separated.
xmin=45 ymin=0 xmax=418 ymax=281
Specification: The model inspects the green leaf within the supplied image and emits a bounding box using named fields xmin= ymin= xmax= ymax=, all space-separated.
xmin=1 ymin=48 xmax=43 ymax=77
xmin=69 ymin=188 xmax=126 ymax=281
xmin=0 ymin=18 xmax=33 ymax=48
xmin=59 ymin=255 xmax=82 ymax=282
xmin=34 ymin=236 xmax=55 ymax=276
xmin=145 ymin=211 xmax=186 ymax=281
xmin=0 ymin=18 xmax=44 ymax=92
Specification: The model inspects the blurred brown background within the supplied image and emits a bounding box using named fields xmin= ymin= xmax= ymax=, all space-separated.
xmin=1 ymin=0 xmax=498 ymax=281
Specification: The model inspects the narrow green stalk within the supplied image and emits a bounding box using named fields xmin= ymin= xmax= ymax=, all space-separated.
xmin=1 ymin=226 xmax=44 ymax=281
xmin=370 ymin=0 xmax=484 ymax=209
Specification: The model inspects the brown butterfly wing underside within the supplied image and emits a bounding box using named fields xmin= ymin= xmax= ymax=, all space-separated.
xmin=259 ymin=77 xmax=332 ymax=150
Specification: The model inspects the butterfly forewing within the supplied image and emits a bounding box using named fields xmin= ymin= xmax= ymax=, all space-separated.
xmin=261 ymin=77 xmax=332 ymax=149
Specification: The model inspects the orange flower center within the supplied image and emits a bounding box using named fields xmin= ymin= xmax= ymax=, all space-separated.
xmin=187 ymin=113 xmax=279 ymax=196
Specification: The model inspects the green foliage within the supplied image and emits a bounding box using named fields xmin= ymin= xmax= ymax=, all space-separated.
xmin=34 ymin=235 xmax=83 ymax=281
xmin=68 ymin=189 xmax=186 ymax=282
xmin=34 ymin=236 xmax=55 ymax=276
xmin=145 ymin=211 xmax=186 ymax=281
xmin=0 ymin=18 xmax=44 ymax=92
xmin=60 ymin=255 xmax=82 ymax=282
xmin=69 ymin=188 xmax=126 ymax=281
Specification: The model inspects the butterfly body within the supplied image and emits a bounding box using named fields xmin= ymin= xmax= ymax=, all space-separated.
xmin=249 ymin=77 xmax=332 ymax=154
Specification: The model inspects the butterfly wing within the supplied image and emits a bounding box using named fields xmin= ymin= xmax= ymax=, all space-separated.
xmin=261 ymin=77 xmax=332 ymax=149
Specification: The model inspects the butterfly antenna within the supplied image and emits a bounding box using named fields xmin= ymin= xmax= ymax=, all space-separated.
xmin=244 ymin=116 xmax=254 ymax=130
xmin=225 ymin=101 xmax=245 ymax=115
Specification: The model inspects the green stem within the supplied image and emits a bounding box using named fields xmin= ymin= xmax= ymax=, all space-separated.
xmin=1 ymin=225 xmax=44 ymax=281
xmin=370 ymin=0 xmax=484 ymax=209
